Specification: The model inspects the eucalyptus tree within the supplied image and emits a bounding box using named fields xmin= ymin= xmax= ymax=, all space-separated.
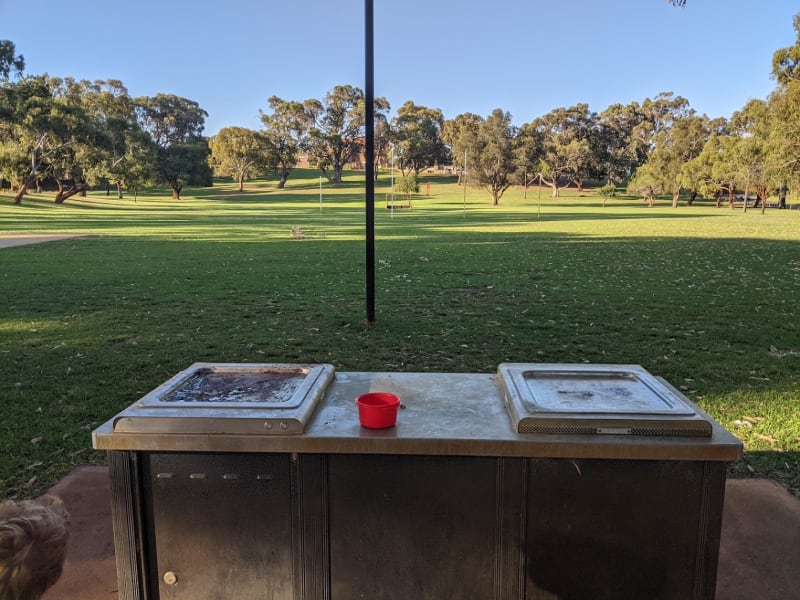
xmin=629 ymin=113 xmax=710 ymax=207
xmin=772 ymin=13 xmax=800 ymax=86
xmin=0 ymin=75 xmax=96 ymax=204
xmin=0 ymin=40 xmax=24 ymax=80
xmin=596 ymin=102 xmax=647 ymax=184
xmin=52 ymin=78 xmax=149 ymax=201
xmin=633 ymin=92 xmax=692 ymax=155
xmin=626 ymin=167 xmax=663 ymax=207
xmin=513 ymin=122 xmax=543 ymax=196
xmin=390 ymin=101 xmax=449 ymax=176
xmin=134 ymin=93 xmax=212 ymax=199
xmin=530 ymin=104 xmax=597 ymax=197
xmin=441 ymin=112 xmax=482 ymax=185
xmin=468 ymin=108 xmax=518 ymax=206
xmin=259 ymin=96 xmax=317 ymax=188
xmin=209 ymin=126 xmax=274 ymax=191
xmin=306 ymin=85 xmax=389 ymax=184
xmin=688 ymin=132 xmax=743 ymax=208
xmin=768 ymin=13 xmax=800 ymax=196
xmin=729 ymin=99 xmax=775 ymax=212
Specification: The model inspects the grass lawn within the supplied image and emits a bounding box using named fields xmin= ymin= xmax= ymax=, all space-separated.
xmin=1 ymin=169 xmax=799 ymax=498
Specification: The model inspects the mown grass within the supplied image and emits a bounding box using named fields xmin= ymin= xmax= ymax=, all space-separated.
xmin=1 ymin=170 xmax=798 ymax=497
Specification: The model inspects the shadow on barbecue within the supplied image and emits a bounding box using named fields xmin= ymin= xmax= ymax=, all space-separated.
xmin=527 ymin=531 xmax=666 ymax=600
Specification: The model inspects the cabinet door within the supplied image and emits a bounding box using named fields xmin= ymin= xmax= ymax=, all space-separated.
xmin=525 ymin=459 xmax=725 ymax=600
xmin=327 ymin=454 xmax=525 ymax=600
xmin=143 ymin=453 xmax=294 ymax=600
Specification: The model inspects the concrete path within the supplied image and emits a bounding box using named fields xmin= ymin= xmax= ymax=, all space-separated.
xmin=0 ymin=233 xmax=90 ymax=248
xmin=38 ymin=467 xmax=800 ymax=600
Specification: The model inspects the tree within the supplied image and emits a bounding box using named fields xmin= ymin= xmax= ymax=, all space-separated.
xmin=134 ymin=93 xmax=212 ymax=199
xmin=633 ymin=92 xmax=692 ymax=155
xmin=691 ymin=133 xmax=740 ymax=208
xmin=729 ymin=99 xmax=775 ymax=212
xmin=529 ymin=104 xmax=598 ymax=197
xmin=0 ymin=40 xmax=24 ymax=80
xmin=630 ymin=113 xmax=709 ymax=207
xmin=390 ymin=101 xmax=449 ymax=176
xmin=513 ymin=122 xmax=543 ymax=197
xmin=467 ymin=109 xmax=518 ymax=206
xmin=596 ymin=102 xmax=647 ymax=184
xmin=209 ymin=127 xmax=273 ymax=191
xmin=442 ymin=112 xmax=482 ymax=185
xmin=259 ymin=96 xmax=316 ymax=188
xmin=74 ymin=79 xmax=148 ymax=199
xmin=305 ymin=85 xmax=389 ymax=184
xmin=772 ymin=13 xmax=800 ymax=86
xmin=0 ymin=75 xmax=96 ymax=204
xmin=45 ymin=77 xmax=141 ymax=203
xmin=627 ymin=167 xmax=663 ymax=207
xmin=769 ymin=13 xmax=800 ymax=194
xmin=396 ymin=171 xmax=418 ymax=203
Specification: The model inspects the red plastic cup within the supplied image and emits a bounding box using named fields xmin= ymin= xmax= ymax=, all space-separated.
xmin=355 ymin=392 xmax=400 ymax=429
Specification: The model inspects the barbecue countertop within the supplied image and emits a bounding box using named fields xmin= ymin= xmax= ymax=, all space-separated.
xmin=93 ymin=370 xmax=742 ymax=462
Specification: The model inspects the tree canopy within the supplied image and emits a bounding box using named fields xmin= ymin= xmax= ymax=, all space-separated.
xmin=210 ymin=126 xmax=273 ymax=192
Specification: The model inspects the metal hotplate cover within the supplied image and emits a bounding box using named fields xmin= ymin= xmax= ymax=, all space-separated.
xmin=497 ymin=363 xmax=712 ymax=437
xmin=112 ymin=363 xmax=335 ymax=435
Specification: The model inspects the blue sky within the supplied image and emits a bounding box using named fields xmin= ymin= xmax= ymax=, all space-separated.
xmin=1 ymin=1 xmax=797 ymax=135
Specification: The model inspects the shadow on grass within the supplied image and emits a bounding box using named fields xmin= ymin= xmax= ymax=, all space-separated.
xmin=729 ymin=451 xmax=800 ymax=496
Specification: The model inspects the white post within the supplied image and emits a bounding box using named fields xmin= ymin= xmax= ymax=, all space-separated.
xmin=463 ymin=149 xmax=467 ymax=218
xmin=319 ymin=175 xmax=323 ymax=213
xmin=390 ymin=145 xmax=395 ymax=218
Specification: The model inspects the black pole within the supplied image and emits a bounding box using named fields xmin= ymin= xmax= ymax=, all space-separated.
xmin=365 ymin=0 xmax=376 ymax=324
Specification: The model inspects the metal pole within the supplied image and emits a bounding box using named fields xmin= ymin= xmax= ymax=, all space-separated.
xmin=365 ymin=0 xmax=376 ymax=323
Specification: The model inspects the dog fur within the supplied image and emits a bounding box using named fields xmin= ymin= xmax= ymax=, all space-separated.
xmin=0 ymin=495 xmax=70 ymax=600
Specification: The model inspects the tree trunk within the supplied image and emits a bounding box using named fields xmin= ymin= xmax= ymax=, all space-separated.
xmin=492 ymin=190 xmax=499 ymax=206
xmin=238 ymin=173 xmax=244 ymax=192
xmin=714 ymin=192 xmax=722 ymax=208
xmin=742 ymin=177 xmax=749 ymax=213
xmin=671 ymin=188 xmax=680 ymax=208
xmin=54 ymin=181 xmax=87 ymax=204
xmin=688 ymin=191 xmax=697 ymax=206
xmin=13 ymin=180 xmax=29 ymax=204
xmin=171 ymin=185 xmax=182 ymax=200
xmin=779 ymin=182 xmax=787 ymax=209
xmin=278 ymin=170 xmax=289 ymax=189
xmin=116 ymin=181 xmax=123 ymax=199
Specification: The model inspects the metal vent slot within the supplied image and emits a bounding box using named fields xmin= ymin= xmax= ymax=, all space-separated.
xmin=631 ymin=427 xmax=710 ymax=438
xmin=518 ymin=425 xmax=711 ymax=437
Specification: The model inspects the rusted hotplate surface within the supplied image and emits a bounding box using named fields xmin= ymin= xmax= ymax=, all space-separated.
xmin=111 ymin=363 xmax=335 ymax=435
xmin=497 ymin=363 xmax=713 ymax=437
